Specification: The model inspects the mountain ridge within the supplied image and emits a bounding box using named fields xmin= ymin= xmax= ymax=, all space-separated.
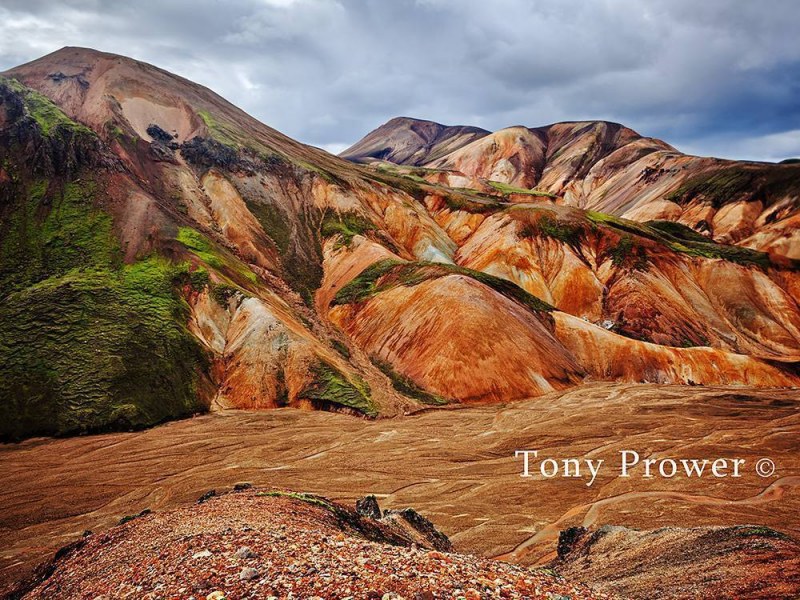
xmin=342 ymin=116 xmax=800 ymax=259
xmin=0 ymin=46 xmax=799 ymax=441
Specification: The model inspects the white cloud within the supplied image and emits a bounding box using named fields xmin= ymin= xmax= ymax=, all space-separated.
xmin=681 ymin=129 xmax=800 ymax=162
xmin=0 ymin=0 xmax=798 ymax=160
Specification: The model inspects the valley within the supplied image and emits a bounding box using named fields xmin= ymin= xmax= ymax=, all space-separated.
xmin=2 ymin=383 xmax=798 ymax=595
xmin=0 ymin=46 xmax=799 ymax=597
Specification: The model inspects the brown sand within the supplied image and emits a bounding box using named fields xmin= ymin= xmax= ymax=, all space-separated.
xmin=1 ymin=383 xmax=799 ymax=592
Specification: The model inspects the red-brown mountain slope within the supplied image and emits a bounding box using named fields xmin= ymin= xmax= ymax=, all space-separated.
xmin=1 ymin=47 xmax=798 ymax=441
xmin=345 ymin=118 xmax=800 ymax=259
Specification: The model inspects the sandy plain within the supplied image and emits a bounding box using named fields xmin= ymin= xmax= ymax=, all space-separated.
xmin=1 ymin=383 xmax=798 ymax=591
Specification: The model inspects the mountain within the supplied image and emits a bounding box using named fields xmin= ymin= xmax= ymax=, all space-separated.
xmin=1 ymin=48 xmax=799 ymax=441
xmin=340 ymin=116 xmax=489 ymax=165
xmin=344 ymin=118 xmax=800 ymax=259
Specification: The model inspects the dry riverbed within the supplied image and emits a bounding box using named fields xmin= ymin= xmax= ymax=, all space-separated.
xmin=1 ymin=383 xmax=799 ymax=592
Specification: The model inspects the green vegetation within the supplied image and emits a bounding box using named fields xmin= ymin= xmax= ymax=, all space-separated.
xmin=197 ymin=109 xmax=241 ymax=148
xmin=487 ymin=180 xmax=555 ymax=198
xmin=246 ymin=200 xmax=292 ymax=254
xmin=299 ymin=360 xmax=377 ymax=417
xmin=368 ymin=163 xmax=508 ymax=215
xmin=176 ymin=227 xmax=258 ymax=285
xmin=586 ymin=210 xmax=652 ymax=237
xmin=292 ymin=157 xmax=345 ymax=186
xmin=320 ymin=210 xmax=377 ymax=248
xmin=467 ymin=267 xmax=555 ymax=312
xmin=1 ymin=77 xmax=94 ymax=137
xmin=731 ymin=526 xmax=788 ymax=540
xmin=210 ymin=282 xmax=243 ymax=305
xmin=257 ymin=490 xmax=337 ymax=511
xmin=0 ymin=180 xmax=119 ymax=293
xmin=332 ymin=259 xmax=554 ymax=314
xmin=441 ymin=192 xmax=503 ymax=214
xmin=187 ymin=267 xmax=210 ymax=290
xmin=244 ymin=200 xmax=323 ymax=305
xmin=0 ymin=179 xmax=207 ymax=441
xmin=669 ymin=240 xmax=771 ymax=268
xmin=197 ymin=110 xmax=342 ymax=184
xmin=369 ymin=168 xmax=427 ymax=200
xmin=332 ymin=258 xmax=404 ymax=305
xmin=331 ymin=339 xmax=351 ymax=359
xmin=667 ymin=168 xmax=754 ymax=208
xmin=118 ymin=509 xmax=152 ymax=525
xmin=374 ymin=163 xmax=430 ymax=186
xmin=646 ymin=220 xmax=710 ymax=243
xmin=520 ymin=213 xmax=584 ymax=247
xmin=176 ymin=227 xmax=224 ymax=269
xmin=666 ymin=165 xmax=800 ymax=208
xmin=610 ymin=235 xmax=650 ymax=271
xmin=371 ymin=356 xmax=448 ymax=405
xmin=331 ymin=259 xmax=405 ymax=305
xmin=586 ymin=209 xmax=772 ymax=268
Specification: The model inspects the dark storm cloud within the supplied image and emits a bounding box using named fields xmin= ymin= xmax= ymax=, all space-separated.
xmin=1 ymin=0 xmax=799 ymax=161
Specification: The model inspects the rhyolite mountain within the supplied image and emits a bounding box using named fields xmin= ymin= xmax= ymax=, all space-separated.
xmin=1 ymin=47 xmax=799 ymax=440
xmin=342 ymin=117 xmax=800 ymax=258
xmin=341 ymin=116 xmax=489 ymax=166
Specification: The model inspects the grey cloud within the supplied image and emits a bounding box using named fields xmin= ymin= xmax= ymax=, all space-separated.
xmin=1 ymin=0 xmax=799 ymax=161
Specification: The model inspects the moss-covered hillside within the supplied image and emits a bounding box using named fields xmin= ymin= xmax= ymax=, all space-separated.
xmin=0 ymin=173 xmax=207 ymax=441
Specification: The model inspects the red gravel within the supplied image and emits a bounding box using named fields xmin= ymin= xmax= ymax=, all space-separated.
xmin=16 ymin=489 xmax=614 ymax=599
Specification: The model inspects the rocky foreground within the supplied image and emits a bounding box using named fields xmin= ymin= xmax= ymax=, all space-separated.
xmin=9 ymin=488 xmax=611 ymax=600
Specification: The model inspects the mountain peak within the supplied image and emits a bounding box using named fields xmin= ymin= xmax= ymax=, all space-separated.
xmin=340 ymin=116 xmax=489 ymax=165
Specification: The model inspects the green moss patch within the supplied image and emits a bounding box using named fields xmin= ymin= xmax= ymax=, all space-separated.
xmin=331 ymin=339 xmax=351 ymax=359
xmin=320 ymin=210 xmax=377 ymax=248
xmin=668 ymin=239 xmax=771 ymax=268
xmin=610 ymin=235 xmax=650 ymax=271
xmin=666 ymin=164 xmax=800 ymax=209
xmin=0 ymin=261 xmax=206 ymax=441
xmin=730 ymin=526 xmax=789 ymax=540
xmin=176 ymin=227 xmax=258 ymax=285
xmin=243 ymin=200 xmax=323 ymax=305
xmin=586 ymin=210 xmax=772 ymax=268
xmin=246 ymin=200 xmax=293 ymax=254
xmin=299 ymin=360 xmax=377 ymax=417
xmin=332 ymin=259 xmax=554 ymax=314
xmin=646 ymin=220 xmax=711 ymax=243
xmin=440 ymin=191 xmax=504 ymax=214
xmin=519 ymin=213 xmax=585 ymax=247
xmin=197 ymin=109 xmax=241 ymax=148
xmin=371 ymin=356 xmax=448 ymax=406
xmin=257 ymin=490 xmax=337 ymax=511
xmin=0 ymin=180 xmax=120 ymax=293
xmin=487 ymin=180 xmax=555 ymax=198
xmin=1 ymin=77 xmax=94 ymax=137
xmin=0 ymin=178 xmax=207 ymax=441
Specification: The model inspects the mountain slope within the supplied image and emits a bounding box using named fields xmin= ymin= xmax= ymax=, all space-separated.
xmin=10 ymin=489 xmax=610 ymax=600
xmin=345 ymin=117 xmax=800 ymax=259
xmin=340 ymin=116 xmax=489 ymax=165
xmin=1 ymin=47 xmax=799 ymax=440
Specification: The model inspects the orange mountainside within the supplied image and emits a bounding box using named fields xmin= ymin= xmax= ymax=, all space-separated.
xmin=0 ymin=47 xmax=799 ymax=441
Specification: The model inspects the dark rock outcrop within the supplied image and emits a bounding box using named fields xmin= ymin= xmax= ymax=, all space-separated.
xmin=146 ymin=123 xmax=174 ymax=144
xmin=355 ymin=494 xmax=382 ymax=519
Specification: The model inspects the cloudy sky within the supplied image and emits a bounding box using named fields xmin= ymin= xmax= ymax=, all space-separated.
xmin=1 ymin=0 xmax=799 ymax=161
